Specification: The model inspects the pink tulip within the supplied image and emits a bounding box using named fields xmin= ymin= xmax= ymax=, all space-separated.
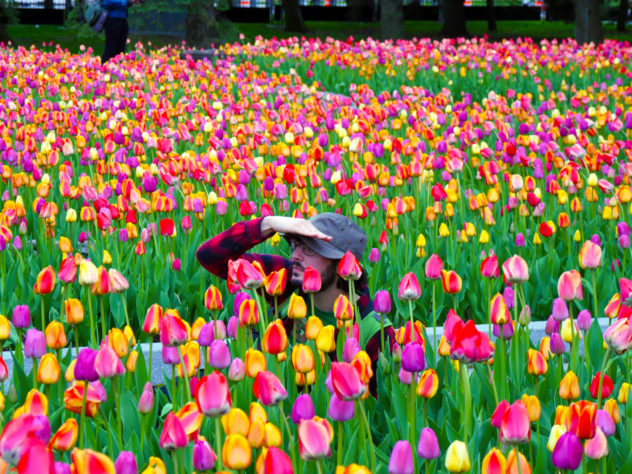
xmin=480 ymin=254 xmax=500 ymax=278
xmin=330 ymin=362 xmax=366 ymax=401
xmin=338 ymin=250 xmax=362 ymax=281
xmin=262 ymin=446 xmax=293 ymax=474
xmin=159 ymin=314 xmax=188 ymax=347
xmin=302 ymin=266 xmax=322 ymax=293
xmin=579 ymin=240 xmax=602 ymax=269
xmin=195 ymin=371 xmax=231 ymax=417
xmin=502 ymin=255 xmax=529 ymax=284
xmin=94 ymin=342 xmax=125 ymax=378
xmin=398 ymin=272 xmax=421 ymax=301
xmin=499 ymin=401 xmax=531 ymax=445
xmin=298 ymin=417 xmax=333 ymax=460
xmin=603 ymin=318 xmax=632 ymax=354
xmin=450 ymin=320 xmax=494 ymax=363
xmin=159 ymin=413 xmax=188 ymax=451
xmin=0 ymin=414 xmax=51 ymax=465
xmin=620 ymin=278 xmax=632 ymax=306
xmin=557 ymin=270 xmax=583 ymax=301
xmin=252 ymin=370 xmax=288 ymax=407
xmin=424 ymin=254 xmax=443 ymax=280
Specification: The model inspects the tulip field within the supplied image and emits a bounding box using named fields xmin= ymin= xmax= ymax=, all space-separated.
xmin=2 ymin=35 xmax=632 ymax=473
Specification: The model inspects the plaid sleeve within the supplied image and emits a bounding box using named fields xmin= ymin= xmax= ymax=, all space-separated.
xmin=196 ymin=217 xmax=290 ymax=280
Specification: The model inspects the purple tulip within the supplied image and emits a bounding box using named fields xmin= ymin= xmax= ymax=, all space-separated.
xmin=54 ymin=462 xmax=71 ymax=474
xmin=12 ymin=304 xmax=30 ymax=329
xmin=388 ymin=440 xmax=414 ymax=474
xmin=228 ymin=357 xmax=245 ymax=382
xmin=368 ymin=248 xmax=380 ymax=263
xmin=208 ymin=340 xmax=231 ymax=369
xmin=417 ymin=427 xmax=440 ymax=459
xmin=398 ymin=367 xmax=414 ymax=385
xmin=550 ymin=333 xmax=566 ymax=354
xmin=502 ymin=286 xmax=515 ymax=309
xmin=545 ymin=315 xmax=559 ymax=336
xmin=197 ymin=323 xmax=215 ymax=347
xmin=617 ymin=221 xmax=631 ymax=236
xmin=74 ymin=348 xmax=99 ymax=382
xmin=552 ymin=432 xmax=583 ymax=470
xmin=161 ymin=346 xmax=180 ymax=365
xmin=401 ymin=342 xmax=425 ymax=373
xmin=227 ymin=316 xmax=239 ymax=340
xmin=619 ymin=234 xmax=631 ymax=249
xmin=115 ymin=451 xmax=138 ymax=474
xmin=24 ymin=329 xmax=46 ymax=359
xmin=596 ymin=409 xmax=616 ymax=436
xmin=192 ymin=438 xmax=217 ymax=471
xmin=342 ymin=338 xmax=361 ymax=363
xmin=291 ymin=394 xmax=315 ymax=424
xmin=590 ymin=234 xmax=602 ymax=247
xmin=328 ymin=393 xmax=355 ymax=421
xmin=493 ymin=320 xmax=515 ymax=340
xmin=515 ymin=233 xmax=525 ymax=247
xmin=374 ymin=290 xmax=392 ymax=314
xmin=552 ymin=298 xmax=569 ymax=321
xmin=577 ymin=310 xmax=592 ymax=332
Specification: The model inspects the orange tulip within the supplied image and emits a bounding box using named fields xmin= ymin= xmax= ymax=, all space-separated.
xmin=222 ymin=434 xmax=252 ymax=470
xmin=37 ymin=353 xmax=60 ymax=385
xmin=559 ymin=371 xmax=580 ymax=401
xmin=245 ymin=348 xmax=267 ymax=378
xmin=482 ymin=448 xmax=506 ymax=474
xmin=441 ymin=270 xmax=462 ymax=294
xmin=287 ymin=294 xmax=307 ymax=320
xmin=204 ymin=285 xmax=224 ymax=311
xmin=291 ymin=344 xmax=315 ymax=374
xmin=566 ymin=400 xmax=597 ymax=439
xmin=91 ymin=266 xmax=110 ymax=296
xmin=527 ymin=348 xmax=548 ymax=376
xmin=142 ymin=303 xmax=163 ymax=335
xmin=64 ymin=298 xmax=84 ymax=325
xmin=264 ymin=269 xmax=287 ymax=297
xmin=64 ymin=382 xmax=102 ymax=418
xmin=71 ymin=448 xmax=116 ymax=473
xmin=416 ymin=369 xmax=439 ymax=398
xmin=520 ymin=394 xmax=541 ymax=422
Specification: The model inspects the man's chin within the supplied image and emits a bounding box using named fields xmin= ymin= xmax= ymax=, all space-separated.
xmin=290 ymin=272 xmax=303 ymax=286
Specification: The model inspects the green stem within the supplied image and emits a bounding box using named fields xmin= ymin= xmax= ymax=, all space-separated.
xmin=459 ymin=363 xmax=472 ymax=445
xmin=79 ymin=380 xmax=88 ymax=448
xmin=172 ymin=449 xmax=180 ymax=474
xmin=86 ymin=291 xmax=96 ymax=347
xmin=140 ymin=414 xmax=145 ymax=454
xmin=499 ymin=327 xmax=506 ymax=401
xmin=32 ymin=358 xmax=38 ymax=389
xmin=515 ymin=446 xmax=523 ymax=474
xmin=40 ymin=297 xmax=46 ymax=332
xmin=121 ymin=293 xmax=130 ymax=327
xmin=357 ymin=401 xmax=376 ymax=472
xmin=487 ymin=364 xmax=499 ymax=405
xmin=408 ymin=300 xmax=414 ymax=336
xmin=148 ymin=338 xmax=153 ymax=384
xmin=171 ymin=364 xmax=176 ymax=404
xmin=409 ymin=382 xmax=417 ymax=473
xmin=112 ymin=376 xmax=123 ymax=448
xmin=337 ymin=421 xmax=344 ymax=467
xmin=100 ymin=296 xmax=107 ymax=343
xmin=215 ymin=417 xmax=224 ymax=471
xmin=278 ymin=403 xmax=297 ymax=472
xmin=596 ymin=349 xmax=612 ymax=410
xmin=432 ymin=281 xmax=437 ymax=366
xmin=177 ymin=345 xmax=192 ymax=402
xmin=315 ymin=460 xmax=324 ymax=474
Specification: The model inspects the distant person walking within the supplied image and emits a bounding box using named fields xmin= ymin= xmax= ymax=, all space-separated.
xmin=101 ymin=0 xmax=139 ymax=63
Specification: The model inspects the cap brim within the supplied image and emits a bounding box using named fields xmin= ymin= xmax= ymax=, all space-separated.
xmin=284 ymin=234 xmax=346 ymax=260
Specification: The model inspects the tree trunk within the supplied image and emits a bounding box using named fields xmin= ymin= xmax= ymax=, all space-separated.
xmin=185 ymin=0 xmax=217 ymax=48
xmin=441 ymin=0 xmax=467 ymax=37
xmin=381 ymin=0 xmax=403 ymax=39
xmin=486 ymin=0 xmax=496 ymax=31
xmin=574 ymin=0 xmax=602 ymax=44
xmin=282 ymin=0 xmax=305 ymax=32
xmin=618 ymin=0 xmax=628 ymax=31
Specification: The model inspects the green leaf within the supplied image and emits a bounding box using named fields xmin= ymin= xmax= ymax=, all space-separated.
xmin=121 ymin=389 xmax=142 ymax=441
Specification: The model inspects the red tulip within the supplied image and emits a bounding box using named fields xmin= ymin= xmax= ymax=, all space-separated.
xmin=195 ymin=371 xmax=231 ymax=417
xmin=262 ymin=446 xmax=293 ymax=474
xmin=441 ymin=270 xmax=462 ymax=294
xmin=450 ymin=320 xmax=494 ymax=363
xmin=298 ymin=417 xmax=334 ymax=460
xmin=142 ymin=303 xmax=163 ymax=335
xmin=490 ymin=293 xmax=510 ymax=325
xmin=159 ymin=412 xmax=188 ymax=450
xmin=253 ymin=371 xmax=288 ymax=407
xmin=64 ymin=382 xmax=103 ymax=418
xmin=264 ymin=269 xmax=287 ymax=297
xmin=480 ymin=254 xmax=500 ymax=278
xmin=499 ymin=401 xmax=531 ymax=445
xmin=261 ymin=320 xmax=289 ymax=355
xmin=589 ymin=372 xmax=614 ymax=399
xmin=398 ymin=272 xmax=421 ymax=301
xmin=338 ymin=250 xmax=362 ymax=281
xmin=238 ymin=299 xmax=259 ymax=327
xmin=91 ymin=266 xmax=110 ymax=296
xmin=204 ymin=285 xmax=223 ymax=312
xmin=0 ymin=414 xmax=51 ymax=465
xmin=49 ymin=418 xmax=78 ymax=452
xmin=231 ymin=259 xmax=265 ymax=290
xmin=330 ymin=362 xmax=366 ymax=401
xmin=302 ymin=266 xmax=322 ymax=293
xmin=566 ymin=400 xmax=597 ymax=439
xmin=33 ymin=266 xmax=56 ymax=295
xmin=424 ymin=254 xmax=443 ymax=280
xmin=160 ymin=218 xmax=175 ymax=237
xmin=491 ymin=400 xmax=510 ymax=429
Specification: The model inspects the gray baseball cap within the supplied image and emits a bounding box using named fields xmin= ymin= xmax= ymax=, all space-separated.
xmin=286 ymin=213 xmax=367 ymax=261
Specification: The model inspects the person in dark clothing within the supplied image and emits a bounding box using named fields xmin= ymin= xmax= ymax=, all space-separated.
xmin=196 ymin=213 xmax=396 ymax=395
xmin=101 ymin=0 xmax=137 ymax=63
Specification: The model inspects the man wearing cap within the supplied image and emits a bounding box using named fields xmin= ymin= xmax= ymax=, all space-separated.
xmin=196 ymin=213 xmax=395 ymax=394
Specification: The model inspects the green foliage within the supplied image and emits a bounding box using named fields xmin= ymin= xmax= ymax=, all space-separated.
xmin=0 ymin=0 xmax=19 ymax=25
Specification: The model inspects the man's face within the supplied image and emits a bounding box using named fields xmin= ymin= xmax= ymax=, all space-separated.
xmin=289 ymin=238 xmax=338 ymax=290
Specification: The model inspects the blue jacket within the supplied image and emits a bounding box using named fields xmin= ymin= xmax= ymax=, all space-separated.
xmin=102 ymin=0 xmax=127 ymax=19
